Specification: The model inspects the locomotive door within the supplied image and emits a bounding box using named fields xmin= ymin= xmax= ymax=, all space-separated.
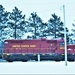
xmin=47 ymin=40 xmax=57 ymax=53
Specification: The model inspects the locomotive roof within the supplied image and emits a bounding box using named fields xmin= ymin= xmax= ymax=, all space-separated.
xmin=4 ymin=38 xmax=64 ymax=42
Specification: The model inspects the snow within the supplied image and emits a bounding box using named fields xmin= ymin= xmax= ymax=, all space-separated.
xmin=22 ymin=32 xmax=34 ymax=39
xmin=0 ymin=61 xmax=75 ymax=74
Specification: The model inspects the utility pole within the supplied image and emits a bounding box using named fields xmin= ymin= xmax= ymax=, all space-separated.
xmin=63 ymin=5 xmax=67 ymax=66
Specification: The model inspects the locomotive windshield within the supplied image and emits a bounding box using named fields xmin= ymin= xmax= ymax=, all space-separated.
xmin=60 ymin=42 xmax=64 ymax=49
xmin=60 ymin=42 xmax=64 ymax=46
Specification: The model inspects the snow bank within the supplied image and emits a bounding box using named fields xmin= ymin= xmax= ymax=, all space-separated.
xmin=0 ymin=61 xmax=75 ymax=74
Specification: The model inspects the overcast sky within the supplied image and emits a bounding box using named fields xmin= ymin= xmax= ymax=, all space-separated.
xmin=0 ymin=0 xmax=75 ymax=32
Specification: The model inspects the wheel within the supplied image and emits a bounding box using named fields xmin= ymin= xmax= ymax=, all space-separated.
xmin=22 ymin=60 xmax=27 ymax=62
xmin=55 ymin=60 xmax=60 ymax=62
xmin=68 ymin=59 xmax=74 ymax=62
xmin=8 ymin=60 xmax=13 ymax=62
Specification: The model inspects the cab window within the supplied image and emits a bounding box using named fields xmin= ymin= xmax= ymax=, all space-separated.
xmin=60 ymin=42 xmax=64 ymax=46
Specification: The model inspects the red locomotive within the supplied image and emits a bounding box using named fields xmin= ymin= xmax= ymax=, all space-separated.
xmin=2 ymin=38 xmax=75 ymax=62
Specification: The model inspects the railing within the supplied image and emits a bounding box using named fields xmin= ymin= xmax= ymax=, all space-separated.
xmin=3 ymin=47 xmax=57 ymax=54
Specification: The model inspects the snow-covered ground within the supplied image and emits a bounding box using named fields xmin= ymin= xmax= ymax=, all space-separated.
xmin=0 ymin=61 xmax=75 ymax=74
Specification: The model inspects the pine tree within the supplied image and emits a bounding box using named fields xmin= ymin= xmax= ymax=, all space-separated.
xmin=27 ymin=12 xmax=43 ymax=39
xmin=0 ymin=5 xmax=9 ymax=42
xmin=8 ymin=7 xmax=26 ymax=39
xmin=47 ymin=13 xmax=70 ymax=43
xmin=39 ymin=23 xmax=48 ymax=38
xmin=71 ymin=23 xmax=75 ymax=44
xmin=48 ymin=13 xmax=64 ymax=39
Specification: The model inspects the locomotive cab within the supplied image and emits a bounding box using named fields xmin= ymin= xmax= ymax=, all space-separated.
xmin=54 ymin=39 xmax=65 ymax=61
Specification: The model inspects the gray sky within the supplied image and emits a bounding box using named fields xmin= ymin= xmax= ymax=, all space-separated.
xmin=0 ymin=0 xmax=75 ymax=32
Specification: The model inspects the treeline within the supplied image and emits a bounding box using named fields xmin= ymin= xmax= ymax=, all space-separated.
xmin=0 ymin=5 xmax=75 ymax=44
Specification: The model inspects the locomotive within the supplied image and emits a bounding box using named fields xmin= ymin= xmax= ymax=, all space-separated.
xmin=2 ymin=38 xmax=75 ymax=62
